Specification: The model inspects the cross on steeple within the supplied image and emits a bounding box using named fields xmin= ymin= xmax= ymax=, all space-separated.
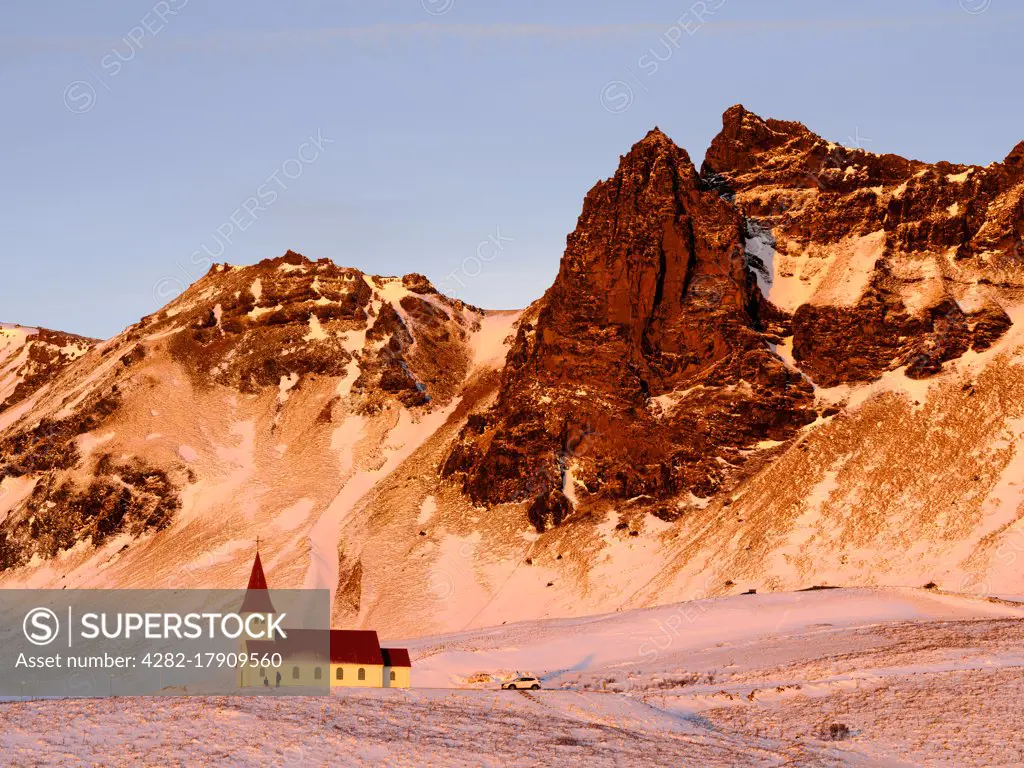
xmin=256 ymin=536 xmax=261 ymax=554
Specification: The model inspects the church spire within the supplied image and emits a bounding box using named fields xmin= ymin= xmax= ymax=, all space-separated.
xmin=240 ymin=544 xmax=275 ymax=614
xmin=247 ymin=549 xmax=269 ymax=591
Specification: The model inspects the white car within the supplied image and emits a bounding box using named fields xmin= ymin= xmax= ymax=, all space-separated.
xmin=502 ymin=676 xmax=541 ymax=690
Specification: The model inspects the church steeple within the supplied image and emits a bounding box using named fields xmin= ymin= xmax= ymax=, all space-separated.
xmin=240 ymin=546 xmax=275 ymax=614
xmin=238 ymin=544 xmax=278 ymax=686
xmin=247 ymin=550 xmax=269 ymax=591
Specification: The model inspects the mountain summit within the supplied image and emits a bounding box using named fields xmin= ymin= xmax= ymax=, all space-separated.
xmin=443 ymin=127 xmax=816 ymax=530
xmin=702 ymin=104 xmax=1019 ymax=384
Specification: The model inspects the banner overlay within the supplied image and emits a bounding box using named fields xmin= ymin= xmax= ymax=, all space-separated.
xmin=0 ymin=590 xmax=331 ymax=696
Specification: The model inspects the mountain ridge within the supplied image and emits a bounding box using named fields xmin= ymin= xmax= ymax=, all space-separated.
xmin=2 ymin=108 xmax=1023 ymax=637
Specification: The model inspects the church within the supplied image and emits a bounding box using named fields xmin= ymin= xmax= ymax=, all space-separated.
xmin=236 ymin=550 xmax=411 ymax=689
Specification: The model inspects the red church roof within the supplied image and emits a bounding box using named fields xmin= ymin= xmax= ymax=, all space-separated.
xmin=381 ymin=648 xmax=412 ymax=668
xmin=240 ymin=552 xmax=276 ymax=614
xmin=330 ymin=630 xmax=384 ymax=665
xmin=246 ymin=629 xmax=386 ymax=666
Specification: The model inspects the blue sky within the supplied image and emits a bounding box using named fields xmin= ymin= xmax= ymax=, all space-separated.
xmin=1 ymin=0 xmax=1020 ymax=338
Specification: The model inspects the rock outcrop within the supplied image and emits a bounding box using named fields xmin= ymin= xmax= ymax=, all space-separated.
xmin=0 ymin=325 xmax=96 ymax=414
xmin=443 ymin=129 xmax=817 ymax=528
xmin=151 ymin=250 xmax=474 ymax=411
xmin=702 ymin=105 xmax=1023 ymax=386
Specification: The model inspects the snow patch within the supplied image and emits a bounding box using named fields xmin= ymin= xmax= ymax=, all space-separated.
xmin=744 ymin=220 xmax=776 ymax=298
xmin=469 ymin=311 xmax=521 ymax=369
xmin=763 ymin=230 xmax=885 ymax=313
xmin=77 ymin=431 xmax=116 ymax=454
xmin=808 ymin=230 xmax=885 ymax=308
xmin=562 ymin=460 xmax=582 ymax=505
xmin=248 ymin=303 xmax=281 ymax=320
xmin=275 ymin=498 xmax=316 ymax=532
xmin=303 ymin=314 xmax=327 ymax=342
xmin=417 ymin=496 xmax=437 ymax=526
xmin=278 ymin=373 xmax=299 ymax=404
xmin=59 ymin=342 xmax=90 ymax=360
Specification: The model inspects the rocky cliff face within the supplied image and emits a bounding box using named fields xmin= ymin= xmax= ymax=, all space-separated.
xmin=0 ymin=324 xmax=96 ymax=414
xmin=443 ymin=129 xmax=817 ymax=530
xmin=702 ymin=105 xmax=1024 ymax=386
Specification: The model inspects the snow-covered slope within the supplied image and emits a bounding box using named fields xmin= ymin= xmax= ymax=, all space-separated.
xmin=0 ymin=323 xmax=95 ymax=421
xmin=0 ymin=253 xmax=523 ymax=623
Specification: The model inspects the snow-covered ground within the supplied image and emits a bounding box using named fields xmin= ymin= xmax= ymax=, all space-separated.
xmin=2 ymin=588 xmax=1021 ymax=766
xmin=402 ymin=586 xmax=1022 ymax=690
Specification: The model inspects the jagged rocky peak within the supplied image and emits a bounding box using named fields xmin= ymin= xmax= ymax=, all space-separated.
xmin=131 ymin=250 xmax=474 ymax=410
xmin=702 ymin=104 xmax=925 ymax=188
xmin=443 ymin=128 xmax=817 ymax=531
xmin=546 ymin=123 xmax=759 ymax=386
xmin=1004 ymin=140 xmax=1024 ymax=171
xmin=701 ymin=105 xmax=1024 ymax=386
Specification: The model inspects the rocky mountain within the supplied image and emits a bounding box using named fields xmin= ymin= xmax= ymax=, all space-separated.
xmin=0 ymin=252 xmax=499 ymax=595
xmin=702 ymin=104 xmax=1023 ymax=385
xmin=2 ymin=108 xmax=1023 ymax=638
xmin=442 ymin=129 xmax=817 ymax=531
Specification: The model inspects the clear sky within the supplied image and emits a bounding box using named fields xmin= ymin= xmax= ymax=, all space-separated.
xmin=2 ymin=0 xmax=1020 ymax=338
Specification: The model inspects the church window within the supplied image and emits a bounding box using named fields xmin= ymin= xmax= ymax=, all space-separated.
xmin=336 ymin=668 xmax=343 ymax=680
xmin=292 ymin=666 xmax=299 ymax=680
xmin=358 ymin=668 xmax=366 ymax=681
xmin=314 ymin=667 xmax=322 ymax=680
